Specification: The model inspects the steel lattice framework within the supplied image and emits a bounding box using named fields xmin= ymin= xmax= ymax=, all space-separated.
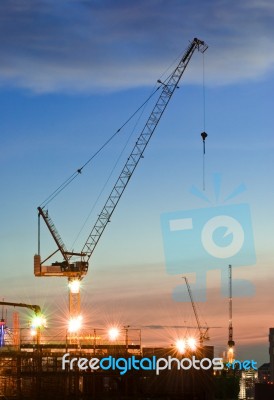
xmin=81 ymin=38 xmax=208 ymax=264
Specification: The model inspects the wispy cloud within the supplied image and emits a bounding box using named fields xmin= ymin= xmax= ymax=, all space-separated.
xmin=0 ymin=0 xmax=273 ymax=93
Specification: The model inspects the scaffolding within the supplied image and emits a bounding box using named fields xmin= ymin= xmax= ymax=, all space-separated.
xmin=0 ymin=345 xmax=214 ymax=400
xmin=0 ymin=326 xmax=142 ymax=399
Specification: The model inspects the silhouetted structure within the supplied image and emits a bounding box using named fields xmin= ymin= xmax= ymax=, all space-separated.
xmin=269 ymin=328 xmax=274 ymax=382
xmin=0 ymin=346 xmax=215 ymax=399
xmin=258 ymin=362 xmax=270 ymax=383
xmin=255 ymin=382 xmax=274 ymax=400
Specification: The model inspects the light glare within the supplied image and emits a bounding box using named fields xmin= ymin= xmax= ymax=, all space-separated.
xmin=31 ymin=315 xmax=47 ymax=329
xmin=30 ymin=328 xmax=37 ymax=337
xmin=176 ymin=339 xmax=186 ymax=354
xmin=68 ymin=316 xmax=82 ymax=333
xmin=68 ymin=279 xmax=81 ymax=294
xmin=187 ymin=337 xmax=197 ymax=351
xmin=108 ymin=327 xmax=120 ymax=341
xmin=227 ymin=347 xmax=234 ymax=363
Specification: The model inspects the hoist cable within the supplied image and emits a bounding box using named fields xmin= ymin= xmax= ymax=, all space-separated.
xmin=202 ymin=52 xmax=207 ymax=191
xmin=39 ymin=86 xmax=162 ymax=208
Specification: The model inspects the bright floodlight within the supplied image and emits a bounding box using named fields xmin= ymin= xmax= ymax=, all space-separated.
xmin=30 ymin=328 xmax=37 ymax=337
xmin=227 ymin=346 xmax=234 ymax=363
xmin=31 ymin=315 xmax=47 ymax=329
xmin=68 ymin=279 xmax=81 ymax=294
xmin=68 ymin=316 xmax=82 ymax=333
xmin=176 ymin=339 xmax=186 ymax=354
xmin=187 ymin=337 xmax=197 ymax=351
xmin=108 ymin=327 xmax=120 ymax=341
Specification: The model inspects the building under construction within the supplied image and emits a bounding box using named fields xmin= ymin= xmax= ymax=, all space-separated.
xmin=0 ymin=326 xmax=215 ymax=400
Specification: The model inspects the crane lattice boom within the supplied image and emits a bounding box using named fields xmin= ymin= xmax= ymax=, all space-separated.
xmin=183 ymin=276 xmax=209 ymax=345
xmin=81 ymin=38 xmax=208 ymax=263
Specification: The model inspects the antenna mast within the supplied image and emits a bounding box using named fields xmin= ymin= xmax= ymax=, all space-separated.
xmin=227 ymin=264 xmax=235 ymax=362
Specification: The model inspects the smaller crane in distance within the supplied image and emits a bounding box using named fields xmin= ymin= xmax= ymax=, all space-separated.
xmin=0 ymin=301 xmax=44 ymax=346
xmin=182 ymin=276 xmax=209 ymax=346
xmin=0 ymin=301 xmax=41 ymax=316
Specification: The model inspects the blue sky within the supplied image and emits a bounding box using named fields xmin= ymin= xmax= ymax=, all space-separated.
xmin=0 ymin=0 xmax=274 ymax=364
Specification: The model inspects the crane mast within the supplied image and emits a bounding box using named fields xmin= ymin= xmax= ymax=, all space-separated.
xmin=183 ymin=277 xmax=209 ymax=345
xmin=34 ymin=38 xmax=208 ymax=325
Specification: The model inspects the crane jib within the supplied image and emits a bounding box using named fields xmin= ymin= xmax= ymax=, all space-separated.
xmin=81 ymin=38 xmax=208 ymax=262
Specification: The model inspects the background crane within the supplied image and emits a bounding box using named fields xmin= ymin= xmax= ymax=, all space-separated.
xmin=0 ymin=301 xmax=44 ymax=346
xmin=0 ymin=301 xmax=41 ymax=315
xmin=227 ymin=264 xmax=235 ymax=362
xmin=182 ymin=276 xmax=209 ymax=346
xmin=34 ymin=38 xmax=208 ymax=329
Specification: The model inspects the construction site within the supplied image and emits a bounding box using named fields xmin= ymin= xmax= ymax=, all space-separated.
xmin=0 ymin=35 xmax=261 ymax=400
xmin=0 ymin=316 xmax=216 ymax=400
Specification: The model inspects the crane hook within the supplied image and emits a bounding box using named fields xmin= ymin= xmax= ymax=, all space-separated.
xmin=201 ymin=131 xmax=208 ymax=154
xmin=201 ymin=132 xmax=208 ymax=191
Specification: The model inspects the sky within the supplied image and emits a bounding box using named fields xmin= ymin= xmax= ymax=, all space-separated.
xmin=0 ymin=0 xmax=274 ymax=366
